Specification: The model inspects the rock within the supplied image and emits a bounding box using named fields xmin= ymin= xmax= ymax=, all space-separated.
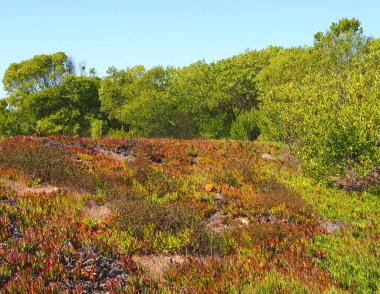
xmin=261 ymin=153 xmax=277 ymax=161
xmin=206 ymin=211 xmax=230 ymax=233
xmin=191 ymin=157 xmax=199 ymax=165
xmin=318 ymin=221 xmax=346 ymax=234
xmin=239 ymin=217 xmax=250 ymax=225
xmin=213 ymin=193 xmax=223 ymax=201
xmin=115 ymin=146 xmax=132 ymax=156
xmin=213 ymin=193 xmax=223 ymax=209
xmin=280 ymin=152 xmax=299 ymax=164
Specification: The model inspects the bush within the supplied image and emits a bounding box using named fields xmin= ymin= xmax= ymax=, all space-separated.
xmin=0 ymin=143 xmax=97 ymax=191
xmin=200 ymin=114 xmax=230 ymax=139
xmin=114 ymin=199 xmax=230 ymax=255
xmin=0 ymin=145 xmax=74 ymax=183
xmin=107 ymin=128 xmax=130 ymax=138
xmin=90 ymin=119 xmax=107 ymax=138
xmin=230 ymin=109 xmax=260 ymax=141
xmin=115 ymin=200 xmax=197 ymax=237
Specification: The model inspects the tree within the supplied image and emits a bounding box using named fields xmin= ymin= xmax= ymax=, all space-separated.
xmin=2 ymin=52 xmax=102 ymax=135
xmin=256 ymin=46 xmax=312 ymax=145
xmin=208 ymin=47 xmax=280 ymax=139
xmin=3 ymin=52 xmax=74 ymax=101
xmin=257 ymin=18 xmax=380 ymax=181
xmin=35 ymin=75 xmax=101 ymax=136
xmin=230 ymin=109 xmax=260 ymax=140
xmin=0 ymin=99 xmax=22 ymax=136
xmin=99 ymin=65 xmax=190 ymax=138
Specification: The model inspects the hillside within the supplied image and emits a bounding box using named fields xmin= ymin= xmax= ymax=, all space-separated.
xmin=0 ymin=136 xmax=379 ymax=293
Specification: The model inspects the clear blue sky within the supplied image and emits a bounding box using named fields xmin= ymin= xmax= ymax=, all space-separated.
xmin=1 ymin=0 xmax=379 ymax=97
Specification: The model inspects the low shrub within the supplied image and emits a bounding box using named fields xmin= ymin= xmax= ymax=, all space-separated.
xmin=0 ymin=144 xmax=98 ymax=192
xmin=115 ymin=200 xmax=197 ymax=237
xmin=0 ymin=145 xmax=76 ymax=184
xmin=254 ymin=177 xmax=315 ymax=222
xmin=114 ymin=199 xmax=230 ymax=255
xmin=230 ymin=109 xmax=260 ymax=141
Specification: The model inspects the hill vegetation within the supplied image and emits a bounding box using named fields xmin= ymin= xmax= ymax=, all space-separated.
xmin=1 ymin=18 xmax=380 ymax=187
xmin=0 ymin=136 xmax=378 ymax=292
xmin=0 ymin=18 xmax=379 ymax=292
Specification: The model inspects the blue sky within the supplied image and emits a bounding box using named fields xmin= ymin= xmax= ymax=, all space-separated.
xmin=1 ymin=0 xmax=379 ymax=97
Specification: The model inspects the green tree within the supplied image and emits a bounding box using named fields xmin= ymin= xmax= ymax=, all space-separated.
xmin=258 ymin=18 xmax=380 ymax=181
xmin=257 ymin=46 xmax=312 ymax=145
xmin=35 ymin=75 xmax=102 ymax=136
xmin=2 ymin=53 xmax=102 ymax=136
xmin=230 ymin=109 xmax=260 ymax=140
xmin=100 ymin=65 xmax=190 ymax=137
xmin=0 ymin=99 xmax=22 ymax=136
xmin=209 ymin=47 xmax=280 ymax=139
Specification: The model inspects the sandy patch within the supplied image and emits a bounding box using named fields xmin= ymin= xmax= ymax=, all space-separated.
xmin=133 ymin=255 xmax=189 ymax=279
xmin=81 ymin=201 xmax=111 ymax=222
xmin=3 ymin=180 xmax=60 ymax=195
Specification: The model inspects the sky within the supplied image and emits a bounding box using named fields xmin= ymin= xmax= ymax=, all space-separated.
xmin=1 ymin=0 xmax=379 ymax=97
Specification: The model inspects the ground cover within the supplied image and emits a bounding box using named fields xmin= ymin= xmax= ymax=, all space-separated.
xmin=0 ymin=136 xmax=378 ymax=293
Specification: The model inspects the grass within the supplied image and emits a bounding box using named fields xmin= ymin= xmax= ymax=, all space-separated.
xmin=0 ymin=135 xmax=379 ymax=292
xmin=268 ymin=161 xmax=380 ymax=293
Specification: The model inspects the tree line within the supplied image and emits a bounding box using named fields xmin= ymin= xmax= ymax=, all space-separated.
xmin=1 ymin=18 xmax=379 ymax=182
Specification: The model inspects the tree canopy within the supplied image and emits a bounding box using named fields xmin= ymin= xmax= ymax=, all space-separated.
xmin=1 ymin=18 xmax=379 ymax=186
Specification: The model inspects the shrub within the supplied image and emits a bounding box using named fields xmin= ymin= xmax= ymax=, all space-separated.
xmin=90 ymin=119 xmax=107 ymax=138
xmin=0 ymin=145 xmax=76 ymax=184
xmin=107 ymin=128 xmax=130 ymax=138
xmin=230 ymin=109 xmax=260 ymax=141
xmin=0 ymin=143 xmax=97 ymax=192
xmin=115 ymin=200 xmax=197 ymax=237
xmin=199 ymin=114 xmax=230 ymax=139
xmin=114 ymin=199 xmax=230 ymax=255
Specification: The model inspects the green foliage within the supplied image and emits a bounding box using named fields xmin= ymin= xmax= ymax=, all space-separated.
xmin=98 ymin=49 xmax=271 ymax=139
xmin=107 ymin=127 xmax=130 ymax=138
xmin=258 ymin=18 xmax=380 ymax=182
xmin=246 ymin=271 xmax=310 ymax=293
xmin=99 ymin=65 xmax=194 ymax=138
xmin=1 ymin=18 xmax=379 ymax=189
xmin=151 ymin=229 xmax=191 ymax=254
xmin=230 ymin=109 xmax=260 ymax=140
xmin=0 ymin=99 xmax=22 ymax=136
xmin=3 ymin=52 xmax=74 ymax=97
xmin=2 ymin=53 xmax=103 ymax=136
xmin=260 ymin=147 xmax=380 ymax=293
xmin=312 ymin=233 xmax=380 ymax=292
xmin=1 ymin=136 xmax=379 ymax=291
xmin=90 ymin=119 xmax=107 ymax=138
xmin=199 ymin=113 xmax=230 ymax=139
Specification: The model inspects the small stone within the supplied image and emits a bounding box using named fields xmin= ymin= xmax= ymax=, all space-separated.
xmin=318 ymin=221 xmax=345 ymax=234
xmin=191 ymin=157 xmax=198 ymax=165
xmin=115 ymin=146 xmax=132 ymax=156
xmin=213 ymin=193 xmax=223 ymax=201
xmin=261 ymin=153 xmax=277 ymax=161
xmin=240 ymin=217 xmax=250 ymax=225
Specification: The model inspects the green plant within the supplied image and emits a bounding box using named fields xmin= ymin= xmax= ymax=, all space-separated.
xmin=29 ymin=177 xmax=42 ymax=187
xmin=115 ymin=200 xmax=197 ymax=237
xmin=230 ymin=109 xmax=260 ymax=141
xmin=152 ymin=229 xmax=191 ymax=253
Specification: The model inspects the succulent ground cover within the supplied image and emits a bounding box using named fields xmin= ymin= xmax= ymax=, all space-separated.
xmin=0 ymin=136 xmax=379 ymax=293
